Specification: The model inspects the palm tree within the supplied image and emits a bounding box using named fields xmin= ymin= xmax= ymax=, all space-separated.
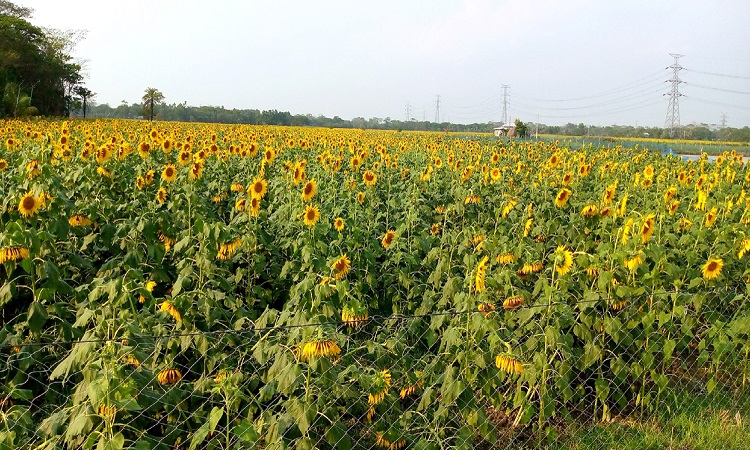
xmin=142 ymin=87 xmax=164 ymax=121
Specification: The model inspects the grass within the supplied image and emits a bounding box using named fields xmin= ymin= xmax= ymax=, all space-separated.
xmin=549 ymin=384 xmax=750 ymax=450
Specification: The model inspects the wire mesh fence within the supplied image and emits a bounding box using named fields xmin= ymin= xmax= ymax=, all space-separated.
xmin=2 ymin=286 xmax=748 ymax=450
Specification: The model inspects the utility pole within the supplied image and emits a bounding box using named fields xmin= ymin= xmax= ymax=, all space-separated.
xmin=720 ymin=113 xmax=727 ymax=129
xmin=501 ymin=85 xmax=509 ymax=125
xmin=405 ymin=103 xmax=411 ymax=122
xmin=434 ymin=94 xmax=441 ymax=123
xmin=664 ymin=53 xmax=684 ymax=138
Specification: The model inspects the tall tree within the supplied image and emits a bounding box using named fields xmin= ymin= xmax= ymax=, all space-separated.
xmin=74 ymin=85 xmax=93 ymax=118
xmin=142 ymin=87 xmax=164 ymax=121
xmin=0 ymin=2 xmax=84 ymax=116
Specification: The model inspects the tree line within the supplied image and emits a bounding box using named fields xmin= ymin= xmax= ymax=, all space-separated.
xmin=0 ymin=1 xmax=88 ymax=118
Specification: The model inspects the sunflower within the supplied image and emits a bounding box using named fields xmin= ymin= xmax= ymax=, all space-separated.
xmin=157 ymin=368 xmax=182 ymax=386
xmin=249 ymin=197 xmax=261 ymax=217
xmin=301 ymin=179 xmax=317 ymax=201
xmin=704 ymin=207 xmax=718 ymax=228
xmin=602 ymin=183 xmax=617 ymax=205
xmin=334 ymin=217 xmax=345 ymax=232
xmin=235 ymin=197 xmax=247 ymax=211
xmin=248 ymin=177 xmax=268 ymax=199
xmin=381 ymin=230 xmax=396 ymax=249
xmin=331 ymin=254 xmax=351 ymax=279
xmin=342 ymin=301 xmax=368 ymax=328
xmin=619 ymin=194 xmax=629 ymax=216
xmin=702 ymin=258 xmax=723 ymax=280
xmin=303 ymin=204 xmax=320 ymax=227
xmin=162 ymin=164 xmax=177 ymax=182
xmin=300 ymin=340 xmax=341 ymax=361
xmin=523 ymin=218 xmax=533 ymax=237
xmin=497 ymin=253 xmax=515 ymax=265
xmin=26 ymin=159 xmax=41 ymax=178
xmin=474 ymin=256 xmax=489 ymax=293
xmin=18 ymin=192 xmax=40 ymax=218
xmin=478 ymin=302 xmax=495 ymax=318
xmin=496 ymin=354 xmax=524 ymax=375
xmin=739 ymin=238 xmax=750 ymax=259
xmin=624 ymin=253 xmax=643 ymax=272
xmin=663 ymin=186 xmax=677 ymax=204
xmin=263 ymin=147 xmax=276 ymax=164
xmin=640 ymin=214 xmax=656 ymax=243
xmin=217 ymin=238 xmax=242 ymax=260
xmin=357 ymin=191 xmax=365 ymax=204
xmin=189 ymin=161 xmax=203 ymax=180
xmin=160 ymin=301 xmax=182 ymax=323
xmin=375 ymin=433 xmax=406 ymax=450
xmin=561 ymin=172 xmax=573 ymax=186
xmin=363 ymin=170 xmax=377 ymax=186
xmin=0 ymin=159 xmax=8 ymax=171
xmin=668 ymin=200 xmax=680 ymax=216
xmin=178 ymin=149 xmax=191 ymax=164
xmin=503 ymin=296 xmax=524 ymax=311
xmin=0 ymin=246 xmax=30 ymax=264
xmin=555 ymin=188 xmax=572 ymax=208
xmin=553 ymin=245 xmax=574 ymax=275
xmin=501 ymin=199 xmax=518 ymax=218
xmin=581 ymin=204 xmax=599 ymax=217
xmin=144 ymin=169 xmax=155 ymax=185
xmin=68 ymin=215 xmax=92 ymax=227
xmin=156 ymin=187 xmax=167 ymax=205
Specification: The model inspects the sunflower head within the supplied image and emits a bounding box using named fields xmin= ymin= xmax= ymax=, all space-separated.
xmin=303 ymin=204 xmax=320 ymax=227
xmin=18 ymin=192 xmax=40 ymax=218
xmin=702 ymin=258 xmax=723 ymax=280
xmin=334 ymin=217 xmax=345 ymax=232
xmin=381 ymin=230 xmax=396 ymax=249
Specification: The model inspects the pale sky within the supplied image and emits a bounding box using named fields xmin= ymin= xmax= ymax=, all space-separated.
xmin=27 ymin=0 xmax=750 ymax=127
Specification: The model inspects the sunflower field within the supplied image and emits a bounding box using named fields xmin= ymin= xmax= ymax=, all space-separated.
xmin=0 ymin=118 xmax=749 ymax=449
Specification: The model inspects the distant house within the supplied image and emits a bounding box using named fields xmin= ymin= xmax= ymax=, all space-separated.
xmin=493 ymin=124 xmax=516 ymax=137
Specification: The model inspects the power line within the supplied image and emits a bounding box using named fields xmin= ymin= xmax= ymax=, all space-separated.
xmin=684 ymin=82 xmax=750 ymax=95
xmin=684 ymin=68 xmax=750 ymax=80
xmin=514 ymin=70 xmax=667 ymax=103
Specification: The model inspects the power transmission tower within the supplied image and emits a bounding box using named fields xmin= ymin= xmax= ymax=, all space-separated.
xmin=405 ymin=103 xmax=411 ymax=122
xmin=501 ymin=85 xmax=509 ymax=125
xmin=720 ymin=113 xmax=727 ymax=129
xmin=664 ymin=53 xmax=684 ymax=138
xmin=434 ymin=95 xmax=441 ymax=123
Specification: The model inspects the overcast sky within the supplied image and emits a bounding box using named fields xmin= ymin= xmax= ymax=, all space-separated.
xmin=27 ymin=0 xmax=750 ymax=127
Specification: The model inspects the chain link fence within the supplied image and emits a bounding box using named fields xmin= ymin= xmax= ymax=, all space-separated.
xmin=2 ymin=285 xmax=749 ymax=449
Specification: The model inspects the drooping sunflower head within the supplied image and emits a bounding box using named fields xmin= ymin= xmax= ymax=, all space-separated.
xmin=555 ymin=188 xmax=572 ymax=208
xmin=381 ymin=230 xmax=396 ymax=249
xmin=640 ymin=214 xmax=656 ymax=243
xmin=156 ymin=187 xmax=167 ymax=205
xmin=331 ymin=254 xmax=351 ymax=279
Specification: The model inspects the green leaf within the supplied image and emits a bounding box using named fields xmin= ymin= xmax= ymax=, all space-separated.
xmin=98 ymin=433 xmax=124 ymax=450
xmin=189 ymin=406 xmax=224 ymax=450
xmin=27 ymin=301 xmax=48 ymax=333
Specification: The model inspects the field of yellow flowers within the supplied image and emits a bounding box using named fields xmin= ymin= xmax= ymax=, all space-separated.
xmin=1 ymin=118 xmax=749 ymax=449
